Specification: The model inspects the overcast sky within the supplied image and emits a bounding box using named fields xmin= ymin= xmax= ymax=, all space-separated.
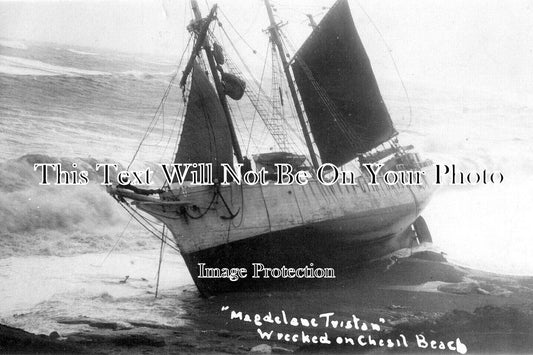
xmin=1 ymin=0 xmax=533 ymax=101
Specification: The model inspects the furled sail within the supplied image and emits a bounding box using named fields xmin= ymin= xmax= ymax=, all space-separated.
xmin=174 ymin=61 xmax=233 ymax=180
xmin=291 ymin=0 xmax=396 ymax=166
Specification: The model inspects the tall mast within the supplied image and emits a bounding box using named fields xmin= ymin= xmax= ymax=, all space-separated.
xmin=190 ymin=0 xmax=243 ymax=164
xmin=264 ymin=0 xmax=319 ymax=170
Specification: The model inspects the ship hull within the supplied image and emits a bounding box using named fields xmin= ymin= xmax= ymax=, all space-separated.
xmin=133 ymin=168 xmax=435 ymax=296
xmin=181 ymin=212 xmax=416 ymax=295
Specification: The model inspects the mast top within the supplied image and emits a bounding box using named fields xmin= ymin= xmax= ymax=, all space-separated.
xmin=190 ymin=0 xmax=203 ymax=21
xmin=184 ymin=0 xmax=244 ymax=164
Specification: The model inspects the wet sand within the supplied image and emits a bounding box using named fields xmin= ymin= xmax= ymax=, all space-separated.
xmin=2 ymin=248 xmax=533 ymax=354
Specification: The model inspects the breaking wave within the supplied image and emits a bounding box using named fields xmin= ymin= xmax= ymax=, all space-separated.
xmin=0 ymin=39 xmax=28 ymax=50
xmin=121 ymin=70 xmax=157 ymax=80
xmin=66 ymin=48 xmax=98 ymax=56
xmin=0 ymin=55 xmax=173 ymax=80
xmin=0 ymin=55 xmax=111 ymax=77
xmin=0 ymin=154 xmax=154 ymax=258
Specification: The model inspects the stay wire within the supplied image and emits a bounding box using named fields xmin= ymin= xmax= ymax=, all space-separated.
xmin=117 ymin=201 xmax=180 ymax=253
xmin=217 ymin=22 xmax=303 ymax=155
xmin=127 ymin=34 xmax=194 ymax=171
xmin=93 ymin=216 xmax=133 ymax=267
xmin=219 ymin=8 xmax=258 ymax=55
xmin=353 ymin=0 xmax=413 ymax=127
xmin=279 ymin=30 xmax=366 ymax=150
xmin=246 ymin=40 xmax=271 ymax=155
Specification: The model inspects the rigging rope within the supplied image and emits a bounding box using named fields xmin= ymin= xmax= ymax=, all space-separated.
xmin=127 ymin=34 xmax=194 ymax=171
xmin=93 ymin=217 xmax=132 ymax=267
xmin=214 ymin=24 xmax=303 ymax=155
xmin=219 ymin=8 xmax=258 ymax=55
xmin=246 ymin=40 xmax=270 ymax=155
xmin=270 ymin=42 xmax=290 ymax=152
xmin=155 ymin=224 xmax=165 ymax=298
xmin=116 ymin=200 xmax=181 ymax=253
xmin=160 ymin=98 xmax=185 ymax=161
xmin=279 ymin=30 xmax=370 ymax=151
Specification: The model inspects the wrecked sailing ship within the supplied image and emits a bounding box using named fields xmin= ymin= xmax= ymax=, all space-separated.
xmin=108 ymin=0 xmax=435 ymax=296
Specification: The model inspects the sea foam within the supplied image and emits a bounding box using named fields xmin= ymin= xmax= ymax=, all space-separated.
xmin=0 ymin=155 xmax=155 ymax=258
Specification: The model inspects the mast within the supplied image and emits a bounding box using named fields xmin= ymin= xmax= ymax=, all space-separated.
xmin=190 ymin=0 xmax=243 ymax=164
xmin=264 ymin=0 xmax=319 ymax=170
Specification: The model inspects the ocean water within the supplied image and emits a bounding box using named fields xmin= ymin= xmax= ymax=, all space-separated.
xmin=0 ymin=40 xmax=180 ymax=261
xmin=0 ymin=39 xmax=197 ymax=333
xmin=1 ymin=38 xmax=532 ymax=335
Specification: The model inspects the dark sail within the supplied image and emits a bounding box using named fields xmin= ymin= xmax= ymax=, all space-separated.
xmin=174 ymin=61 xmax=233 ymax=180
xmin=291 ymin=0 xmax=396 ymax=166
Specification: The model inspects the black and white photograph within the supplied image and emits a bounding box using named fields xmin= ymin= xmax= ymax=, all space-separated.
xmin=0 ymin=0 xmax=532 ymax=353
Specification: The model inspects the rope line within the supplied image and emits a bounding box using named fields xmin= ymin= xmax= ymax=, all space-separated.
xmin=93 ymin=217 xmax=132 ymax=267
xmin=127 ymin=34 xmax=194 ymax=171
xmin=246 ymin=40 xmax=270 ymax=155
xmin=353 ymin=0 xmax=413 ymax=127
xmin=116 ymin=201 xmax=181 ymax=253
